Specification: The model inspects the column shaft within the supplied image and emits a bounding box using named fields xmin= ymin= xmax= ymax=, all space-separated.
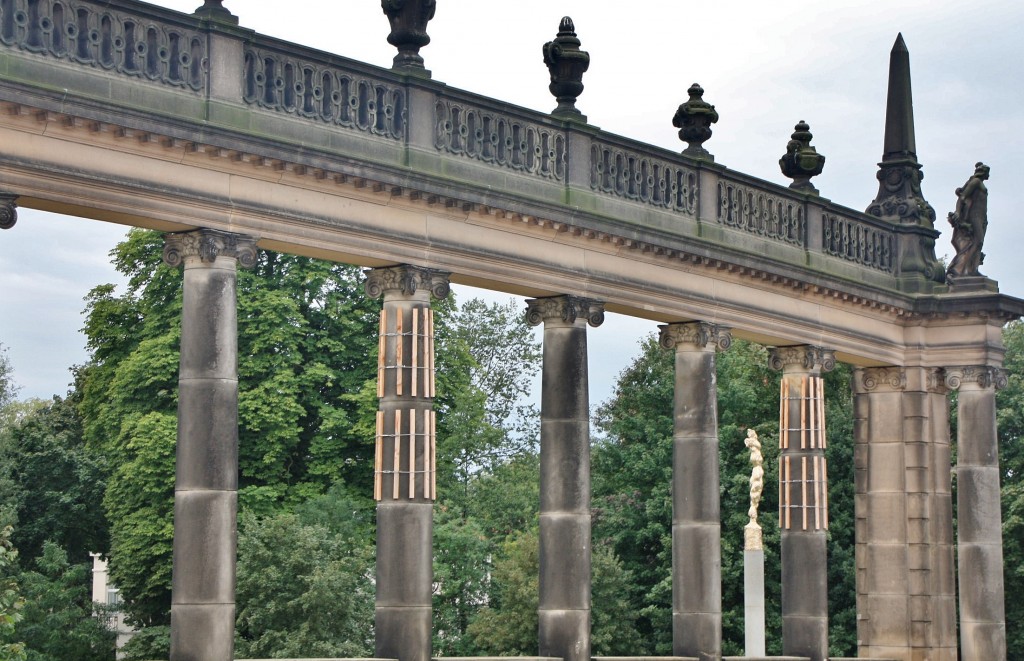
xmin=528 ymin=295 xmax=603 ymax=661
xmin=852 ymin=367 xmax=956 ymax=661
xmin=947 ymin=367 xmax=1007 ymax=661
xmin=660 ymin=322 xmax=730 ymax=661
xmin=366 ymin=265 xmax=450 ymax=661
xmin=770 ymin=346 xmax=832 ymax=661
xmin=165 ymin=229 xmax=256 ymax=661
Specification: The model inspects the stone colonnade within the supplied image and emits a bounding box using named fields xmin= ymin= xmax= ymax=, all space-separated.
xmin=159 ymin=229 xmax=1008 ymax=661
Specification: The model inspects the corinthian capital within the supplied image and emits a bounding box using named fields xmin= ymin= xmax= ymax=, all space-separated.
xmin=0 ymin=193 xmax=17 ymax=230
xmin=363 ymin=265 xmax=451 ymax=299
xmin=853 ymin=367 xmax=906 ymax=393
xmin=944 ymin=365 xmax=1007 ymax=391
xmin=163 ymin=229 xmax=258 ymax=269
xmin=525 ymin=295 xmax=604 ymax=327
xmin=768 ymin=345 xmax=836 ymax=373
xmin=658 ymin=321 xmax=732 ymax=351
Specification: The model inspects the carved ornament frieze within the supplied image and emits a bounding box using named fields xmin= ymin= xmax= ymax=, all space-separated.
xmin=0 ymin=0 xmax=206 ymax=91
xmin=718 ymin=180 xmax=804 ymax=246
xmin=525 ymin=295 xmax=604 ymax=328
xmin=243 ymin=47 xmax=405 ymax=140
xmin=658 ymin=321 xmax=731 ymax=351
xmin=768 ymin=345 xmax=836 ymax=373
xmin=434 ymin=99 xmax=565 ymax=181
xmin=590 ymin=141 xmax=698 ymax=216
xmin=364 ymin=265 xmax=451 ymax=300
xmin=162 ymin=229 xmax=258 ymax=269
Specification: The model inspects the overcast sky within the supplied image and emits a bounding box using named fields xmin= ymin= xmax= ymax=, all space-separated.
xmin=1 ymin=0 xmax=1022 ymax=407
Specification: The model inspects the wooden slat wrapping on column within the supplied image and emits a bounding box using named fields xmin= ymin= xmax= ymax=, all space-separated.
xmin=396 ymin=312 xmax=404 ymax=396
xmin=412 ymin=308 xmax=419 ymax=398
xmin=378 ymin=309 xmax=387 ymax=398
xmin=393 ymin=409 xmax=402 ymax=500
xmin=409 ymin=408 xmax=416 ymax=496
xmin=375 ymin=411 xmax=384 ymax=501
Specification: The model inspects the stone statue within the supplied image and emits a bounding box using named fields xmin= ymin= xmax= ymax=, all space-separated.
xmin=946 ymin=162 xmax=990 ymax=282
xmin=745 ymin=429 xmax=764 ymax=526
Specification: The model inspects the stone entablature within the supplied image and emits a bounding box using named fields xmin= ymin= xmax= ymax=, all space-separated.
xmin=0 ymin=0 xmax=944 ymax=297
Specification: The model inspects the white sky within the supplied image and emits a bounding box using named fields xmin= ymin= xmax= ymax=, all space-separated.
xmin=1 ymin=0 xmax=1022 ymax=404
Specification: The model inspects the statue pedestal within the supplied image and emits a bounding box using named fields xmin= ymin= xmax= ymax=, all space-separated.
xmin=744 ymin=523 xmax=766 ymax=657
xmin=946 ymin=275 xmax=998 ymax=292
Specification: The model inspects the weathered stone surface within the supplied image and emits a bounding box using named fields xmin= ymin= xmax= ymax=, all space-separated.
xmin=672 ymin=437 xmax=721 ymax=522
xmin=672 ymin=611 xmax=721 ymax=660
xmin=538 ymin=609 xmax=590 ymax=661
xmin=170 ymin=603 xmax=235 ymax=661
xmin=539 ymin=514 xmax=591 ymax=609
xmin=175 ymin=379 xmax=239 ymax=491
xmin=375 ymin=503 xmax=433 ymax=605
xmin=539 ymin=420 xmax=591 ymax=513
xmin=171 ymin=490 xmax=237 ymax=604
xmin=376 ymin=606 xmax=433 ymax=661
xmin=672 ymin=523 xmax=721 ymax=611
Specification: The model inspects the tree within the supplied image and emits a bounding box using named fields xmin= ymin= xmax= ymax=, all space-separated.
xmin=0 ymin=527 xmax=25 ymax=661
xmin=997 ymin=320 xmax=1024 ymax=651
xmin=0 ymin=396 xmax=108 ymax=567
xmin=14 ymin=543 xmax=115 ymax=661
xmin=0 ymin=345 xmax=15 ymax=413
xmin=233 ymin=491 xmax=374 ymax=658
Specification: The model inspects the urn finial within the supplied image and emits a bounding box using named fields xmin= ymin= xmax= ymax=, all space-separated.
xmin=381 ymin=0 xmax=437 ymax=75
xmin=193 ymin=0 xmax=237 ymax=24
xmin=779 ymin=120 xmax=826 ymax=193
xmin=542 ymin=17 xmax=590 ymax=120
xmin=672 ymin=83 xmax=719 ymax=160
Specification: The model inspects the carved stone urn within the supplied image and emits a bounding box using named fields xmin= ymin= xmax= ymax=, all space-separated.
xmin=381 ymin=0 xmax=437 ymax=73
xmin=673 ymin=83 xmax=719 ymax=160
xmin=779 ymin=120 xmax=826 ymax=193
xmin=542 ymin=17 xmax=590 ymax=119
xmin=193 ymin=0 xmax=237 ymax=24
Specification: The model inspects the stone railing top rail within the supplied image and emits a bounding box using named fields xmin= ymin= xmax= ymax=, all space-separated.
xmin=0 ymin=0 xmax=980 ymax=298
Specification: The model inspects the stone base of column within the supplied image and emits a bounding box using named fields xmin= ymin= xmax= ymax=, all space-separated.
xmin=170 ymin=603 xmax=234 ymax=660
xmin=673 ymin=612 xmax=722 ymax=661
xmin=376 ymin=502 xmax=433 ymax=661
xmin=781 ymin=533 xmax=828 ymax=661
xmin=538 ymin=608 xmax=590 ymax=661
xmin=376 ymin=606 xmax=433 ymax=661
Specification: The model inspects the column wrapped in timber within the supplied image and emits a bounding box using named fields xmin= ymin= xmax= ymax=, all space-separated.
xmin=365 ymin=265 xmax=451 ymax=661
xmin=945 ymin=366 xmax=1008 ymax=661
xmin=162 ymin=229 xmax=257 ymax=661
xmin=769 ymin=345 xmax=834 ymax=661
xmin=526 ymin=295 xmax=604 ymax=661
xmin=852 ymin=367 xmax=957 ymax=661
xmin=659 ymin=321 xmax=732 ymax=661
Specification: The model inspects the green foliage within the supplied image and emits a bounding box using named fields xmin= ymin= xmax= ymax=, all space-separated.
xmin=998 ymin=320 xmax=1024 ymax=651
xmin=0 ymin=396 xmax=108 ymax=567
xmin=433 ymin=510 xmax=491 ymax=656
xmin=234 ymin=491 xmax=374 ymax=658
xmin=0 ymin=527 xmax=25 ymax=661
xmin=0 ymin=345 xmax=16 ymax=413
xmin=119 ymin=626 xmax=169 ymax=661
xmin=15 ymin=543 xmax=114 ymax=661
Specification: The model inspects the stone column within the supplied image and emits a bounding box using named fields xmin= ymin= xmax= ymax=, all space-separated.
xmin=945 ymin=366 xmax=1007 ymax=661
xmin=852 ymin=367 xmax=957 ymax=661
xmin=163 ymin=229 xmax=257 ymax=661
xmin=526 ymin=295 xmax=604 ymax=661
xmin=659 ymin=322 xmax=731 ymax=661
xmin=769 ymin=345 xmax=833 ymax=661
xmin=365 ymin=265 xmax=451 ymax=661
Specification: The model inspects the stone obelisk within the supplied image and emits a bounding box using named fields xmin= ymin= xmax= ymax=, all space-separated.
xmin=743 ymin=429 xmax=766 ymax=657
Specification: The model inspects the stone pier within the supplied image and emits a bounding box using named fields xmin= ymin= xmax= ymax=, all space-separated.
xmin=527 ymin=295 xmax=604 ymax=661
xmin=946 ymin=366 xmax=1007 ymax=661
xmin=659 ymin=322 xmax=731 ymax=661
xmin=365 ymin=265 xmax=451 ymax=661
xmin=770 ymin=346 xmax=833 ymax=661
xmin=163 ymin=229 xmax=257 ymax=661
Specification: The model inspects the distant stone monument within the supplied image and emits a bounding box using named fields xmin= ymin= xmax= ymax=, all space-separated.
xmin=946 ymin=162 xmax=991 ymax=283
xmin=743 ymin=429 xmax=766 ymax=657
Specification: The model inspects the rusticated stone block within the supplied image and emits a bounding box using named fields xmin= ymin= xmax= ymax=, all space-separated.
xmin=860 ymin=544 xmax=908 ymax=594
xmin=859 ymin=594 xmax=910 ymax=646
xmin=958 ymin=543 xmax=1007 ymax=622
xmin=957 ymin=466 xmax=1004 ymax=543
xmin=865 ymin=493 xmax=907 ymax=543
xmin=960 ymin=621 xmax=1007 ymax=661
